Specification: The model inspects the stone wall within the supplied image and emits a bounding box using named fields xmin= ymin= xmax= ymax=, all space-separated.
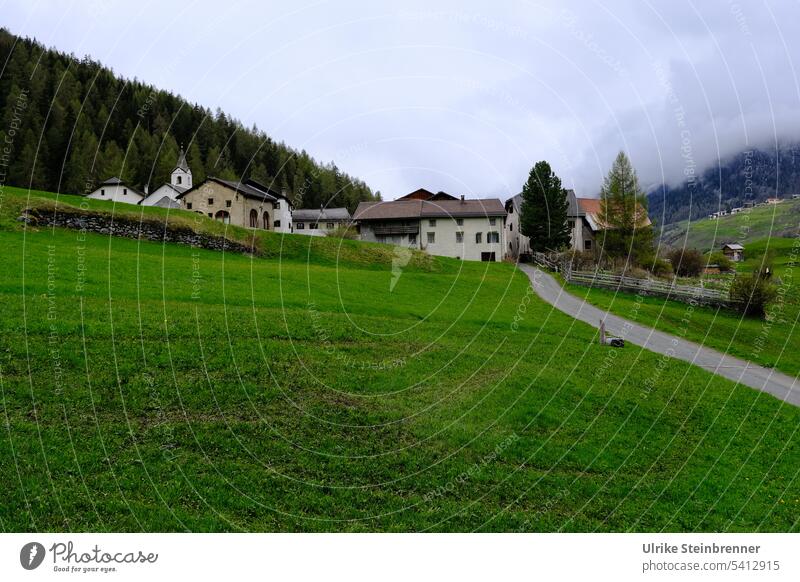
xmin=21 ymin=207 xmax=259 ymax=255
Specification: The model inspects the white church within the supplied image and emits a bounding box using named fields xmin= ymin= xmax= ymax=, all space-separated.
xmin=87 ymin=147 xmax=192 ymax=208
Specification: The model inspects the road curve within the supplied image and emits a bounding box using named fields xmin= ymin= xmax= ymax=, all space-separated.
xmin=518 ymin=264 xmax=800 ymax=407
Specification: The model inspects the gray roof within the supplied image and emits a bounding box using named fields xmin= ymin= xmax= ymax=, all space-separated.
xmin=149 ymin=196 xmax=181 ymax=209
xmin=723 ymin=243 xmax=744 ymax=250
xmin=97 ymin=176 xmax=145 ymax=197
xmin=293 ymin=207 xmax=351 ymax=222
xmin=177 ymin=177 xmax=278 ymax=202
xmin=354 ymin=198 xmax=506 ymax=221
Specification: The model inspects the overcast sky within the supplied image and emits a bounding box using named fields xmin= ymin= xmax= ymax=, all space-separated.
xmin=3 ymin=0 xmax=800 ymax=199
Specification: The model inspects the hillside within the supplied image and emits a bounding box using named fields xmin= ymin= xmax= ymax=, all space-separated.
xmin=1 ymin=186 xmax=799 ymax=531
xmin=648 ymin=145 xmax=800 ymax=225
xmin=0 ymin=28 xmax=379 ymax=211
xmin=657 ymin=197 xmax=800 ymax=249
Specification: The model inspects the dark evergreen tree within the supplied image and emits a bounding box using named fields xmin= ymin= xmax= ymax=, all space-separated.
xmin=519 ymin=160 xmax=571 ymax=252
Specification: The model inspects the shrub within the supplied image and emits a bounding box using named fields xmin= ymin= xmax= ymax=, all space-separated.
xmin=324 ymin=224 xmax=358 ymax=239
xmin=667 ymin=247 xmax=704 ymax=277
xmin=708 ymin=252 xmax=734 ymax=272
xmin=649 ymin=258 xmax=673 ymax=277
xmin=730 ymin=273 xmax=777 ymax=317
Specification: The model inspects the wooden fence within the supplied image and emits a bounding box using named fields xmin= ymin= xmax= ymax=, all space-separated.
xmin=532 ymin=252 xmax=733 ymax=307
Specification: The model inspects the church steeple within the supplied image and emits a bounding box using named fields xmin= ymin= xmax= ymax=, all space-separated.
xmin=171 ymin=145 xmax=192 ymax=188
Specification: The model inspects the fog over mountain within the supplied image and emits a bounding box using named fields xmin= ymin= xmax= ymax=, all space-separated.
xmin=3 ymin=0 xmax=800 ymax=200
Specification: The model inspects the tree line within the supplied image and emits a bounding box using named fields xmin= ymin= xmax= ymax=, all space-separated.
xmin=0 ymin=28 xmax=380 ymax=211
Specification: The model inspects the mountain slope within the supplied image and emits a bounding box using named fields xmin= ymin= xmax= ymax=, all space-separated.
xmin=648 ymin=145 xmax=800 ymax=226
xmin=0 ymin=28 xmax=379 ymax=211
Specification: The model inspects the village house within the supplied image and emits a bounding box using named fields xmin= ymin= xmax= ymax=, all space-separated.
xmin=766 ymin=197 xmax=782 ymax=204
xmin=293 ymin=207 xmax=352 ymax=236
xmin=140 ymin=147 xmax=192 ymax=208
xmin=87 ymin=176 xmax=145 ymax=204
xmin=353 ymin=192 xmax=507 ymax=262
xmin=722 ymin=243 xmax=745 ymax=262
xmin=177 ymin=177 xmax=293 ymax=233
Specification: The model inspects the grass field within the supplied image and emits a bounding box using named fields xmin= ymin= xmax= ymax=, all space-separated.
xmin=658 ymin=198 xmax=800 ymax=250
xmin=563 ymin=237 xmax=800 ymax=377
xmin=1 ymin=186 xmax=799 ymax=532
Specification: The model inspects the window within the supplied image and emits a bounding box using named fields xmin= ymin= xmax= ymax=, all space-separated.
xmin=187 ymin=202 xmax=193 ymax=210
xmin=100 ymin=189 xmax=105 ymax=196
xmin=456 ymin=232 xmax=464 ymax=243
xmin=263 ymin=212 xmax=269 ymax=230
xmin=123 ymin=188 xmax=127 ymax=195
xmin=226 ymin=200 xmax=232 ymax=208
xmin=584 ymin=240 xmax=592 ymax=250
xmin=409 ymin=233 xmax=417 ymax=245
xmin=489 ymin=218 xmax=496 ymax=226
xmin=296 ymin=222 xmax=305 ymax=229
xmin=429 ymin=219 xmax=436 ymax=227
xmin=250 ymin=209 xmax=258 ymax=228
xmin=327 ymin=222 xmax=334 ymax=229
xmin=475 ymin=232 xmax=482 ymax=244
xmin=274 ymin=220 xmax=281 ymax=228
xmin=310 ymin=222 xmax=318 ymax=229
xmin=207 ymin=213 xmax=213 ymax=218
xmin=510 ymin=223 xmax=513 ymax=231
xmin=487 ymin=231 xmax=500 ymax=244
xmin=481 ymin=252 xmax=496 ymax=262
xmin=214 ymin=210 xmax=230 ymax=224
xmin=177 ymin=176 xmax=182 ymax=185
xmin=208 ymin=198 xmax=214 ymax=205
xmin=427 ymin=232 xmax=435 ymax=244
xmin=456 ymin=218 xmax=463 ymax=226
xmin=275 ymin=201 xmax=280 ymax=209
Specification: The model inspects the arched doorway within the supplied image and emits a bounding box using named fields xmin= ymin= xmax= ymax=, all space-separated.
xmin=263 ymin=211 xmax=270 ymax=230
xmin=249 ymin=209 xmax=258 ymax=228
xmin=215 ymin=210 xmax=230 ymax=224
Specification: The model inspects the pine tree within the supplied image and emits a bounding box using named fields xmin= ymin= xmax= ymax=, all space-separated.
xmin=519 ymin=160 xmax=571 ymax=252
xmin=599 ymin=151 xmax=653 ymax=263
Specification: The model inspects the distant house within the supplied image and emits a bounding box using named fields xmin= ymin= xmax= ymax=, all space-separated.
xmin=354 ymin=192 xmax=506 ymax=262
xmin=141 ymin=147 xmax=192 ymax=208
xmin=293 ymin=207 xmax=351 ymax=236
xmin=177 ymin=177 xmax=293 ymax=232
xmin=743 ymin=201 xmax=755 ymax=208
xmin=87 ymin=177 xmax=145 ymax=204
xmin=766 ymin=197 xmax=782 ymax=204
xmin=722 ymin=243 xmax=745 ymax=262
xmin=730 ymin=207 xmax=743 ymax=214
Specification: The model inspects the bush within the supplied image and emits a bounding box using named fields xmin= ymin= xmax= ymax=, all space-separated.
xmin=730 ymin=273 xmax=778 ymax=317
xmin=667 ymin=247 xmax=704 ymax=277
xmin=649 ymin=258 xmax=673 ymax=277
xmin=708 ymin=252 xmax=734 ymax=272
xmin=324 ymin=224 xmax=358 ymax=239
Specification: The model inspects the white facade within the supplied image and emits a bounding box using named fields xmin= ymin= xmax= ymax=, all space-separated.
xmin=87 ymin=178 xmax=144 ymax=204
xmin=273 ymin=196 xmax=293 ymax=234
xmin=420 ymin=216 xmax=505 ymax=261
xmin=141 ymin=148 xmax=192 ymax=208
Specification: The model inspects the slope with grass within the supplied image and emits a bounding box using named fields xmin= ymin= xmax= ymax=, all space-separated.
xmin=658 ymin=198 xmax=800 ymax=250
xmin=563 ymin=237 xmax=800 ymax=377
xmin=1 ymin=187 xmax=799 ymax=532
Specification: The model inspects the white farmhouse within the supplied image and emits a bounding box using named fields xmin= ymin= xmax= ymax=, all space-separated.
xmin=141 ymin=147 xmax=192 ymax=208
xmin=354 ymin=192 xmax=507 ymax=262
xmin=87 ymin=177 xmax=145 ymax=204
xmin=293 ymin=207 xmax=352 ymax=236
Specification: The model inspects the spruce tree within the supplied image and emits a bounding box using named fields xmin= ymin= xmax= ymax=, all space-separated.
xmin=599 ymin=151 xmax=653 ymax=263
xmin=519 ymin=160 xmax=571 ymax=252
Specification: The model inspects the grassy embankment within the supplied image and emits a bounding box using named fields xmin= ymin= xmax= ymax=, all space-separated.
xmin=1 ymin=186 xmax=798 ymax=532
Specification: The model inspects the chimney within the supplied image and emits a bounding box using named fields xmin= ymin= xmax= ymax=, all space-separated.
xmin=460 ymin=194 xmax=465 ymax=203
xmin=144 ymin=184 xmax=149 ymax=195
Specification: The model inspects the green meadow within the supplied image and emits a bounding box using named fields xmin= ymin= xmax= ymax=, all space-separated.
xmin=1 ymin=187 xmax=798 ymax=532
